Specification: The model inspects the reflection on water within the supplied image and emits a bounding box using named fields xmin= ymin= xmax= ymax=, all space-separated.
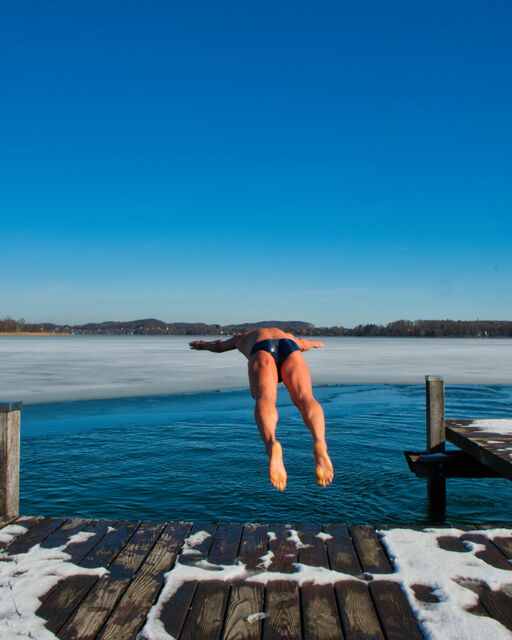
xmin=20 ymin=384 xmax=512 ymax=525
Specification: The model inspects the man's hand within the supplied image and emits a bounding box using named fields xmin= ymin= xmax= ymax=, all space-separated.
xmin=189 ymin=340 xmax=206 ymax=350
xmin=297 ymin=338 xmax=324 ymax=351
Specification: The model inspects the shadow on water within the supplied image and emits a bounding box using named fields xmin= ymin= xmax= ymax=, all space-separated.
xmin=20 ymin=384 xmax=512 ymax=525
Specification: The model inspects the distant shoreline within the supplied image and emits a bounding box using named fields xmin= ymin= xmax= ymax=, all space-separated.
xmin=0 ymin=332 xmax=70 ymax=336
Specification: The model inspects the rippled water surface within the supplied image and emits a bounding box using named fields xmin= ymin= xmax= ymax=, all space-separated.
xmin=20 ymin=384 xmax=512 ymax=525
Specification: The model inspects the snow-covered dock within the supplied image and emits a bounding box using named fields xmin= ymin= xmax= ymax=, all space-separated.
xmin=1 ymin=516 xmax=511 ymax=639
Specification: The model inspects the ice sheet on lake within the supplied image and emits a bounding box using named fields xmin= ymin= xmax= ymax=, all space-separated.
xmin=2 ymin=335 xmax=512 ymax=404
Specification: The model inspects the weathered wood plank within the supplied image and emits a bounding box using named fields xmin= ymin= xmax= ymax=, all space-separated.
xmin=157 ymin=522 xmax=218 ymax=639
xmin=352 ymin=527 xmax=421 ymax=639
xmin=446 ymin=420 xmax=512 ymax=480
xmin=297 ymin=523 xmax=329 ymax=568
xmin=296 ymin=524 xmax=343 ymax=640
xmin=97 ymin=521 xmax=192 ymax=640
xmin=180 ymin=523 xmax=243 ymax=640
xmin=349 ymin=525 xmax=393 ymax=574
xmin=301 ymin=583 xmax=343 ymax=640
xmin=58 ymin=520 xmax=166 ymax=640
xmin=222 ymin=524 xmax=268 ymax=640
xmin=323 ymin=524 xmax=361 ymax=576
xmin=460 ymin=532 xmax=512 ymax=571
xmin=490 ymin=533 xmax=512 ymax=560
xmin=181 ymin=580 xmax=231 ymax=640
xmin=4 ymin=516 xmax=66 ymax=555
xmin=40 ymin=517 xmax=91 ymax=549
xmin=222 ymin=582 xmax=265 ymax=640
xmin=267 ymin=524 xmax=297 ymax=573
xmin=0 ymin=515 xmax=41 ymax=550
xmin=239 ymin=522 xmax=269 ymax=570
xmin=262 ymin=524 xmax=301 ymax=639
xmin=335 ymin=581 xmax=384 ymax=640
xmin=263 ymin=580 xmax=301 ymax=640
xmin=479 ymin=588 xmax=512 ymax=632
xmin=39 ymin=520 xmax=139 ymax=634
xmin=369 ymin=581 xmax=424 ymax=640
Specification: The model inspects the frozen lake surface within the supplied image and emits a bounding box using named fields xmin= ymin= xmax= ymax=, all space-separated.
xmin=1 ymin=335 xmax=512 ymax=404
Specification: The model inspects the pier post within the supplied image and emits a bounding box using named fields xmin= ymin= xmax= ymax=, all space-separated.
xmin=0 ymin=402 xmax=22 ymax=519
xmin=425 ymin=376 xmax=446 ymax=520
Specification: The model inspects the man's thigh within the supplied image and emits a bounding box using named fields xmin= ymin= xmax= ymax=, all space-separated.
xmin=248 ymin=352 xmax=279 ymax=399
xmin=280 ymin=350 xmax=313 ymax=402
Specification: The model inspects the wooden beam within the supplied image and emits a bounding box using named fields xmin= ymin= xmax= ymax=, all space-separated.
xmin=0 ymin=401 xmax=22 ymax=519
xmin=404 ymin=450 xmax=502 ymax=479
xmin=425 ymin=376 xmax=446 ymax=520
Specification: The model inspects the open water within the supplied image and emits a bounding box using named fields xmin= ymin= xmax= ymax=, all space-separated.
xmin=1 ymin=335 xmax=511 ymax=525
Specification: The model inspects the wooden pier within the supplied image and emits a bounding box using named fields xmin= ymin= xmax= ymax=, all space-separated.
xmin=1 ymin=514 xmax=512 ymax=639
xmin=405 ymin=376 xmax=512 ymax=520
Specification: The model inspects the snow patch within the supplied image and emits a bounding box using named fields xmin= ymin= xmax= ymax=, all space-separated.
xmin=0 ymin=530 xmax=108 ymax=639
xmin=316 ymin=532 xmax=333 ymax=541
xmin=378 ymin=527 xmax=512 ymax=640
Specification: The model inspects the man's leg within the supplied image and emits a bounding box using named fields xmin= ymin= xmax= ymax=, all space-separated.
xmin=249 ymin=352 xmax=287 ymax=490
xmin=280 ymin=351 xmax=334 ymax=487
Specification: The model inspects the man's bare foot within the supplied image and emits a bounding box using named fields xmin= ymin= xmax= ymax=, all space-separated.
xmin=267 ymin=441 xmax=287 ymax=491
xmin=314 ymin=441 xmax=334 ymax=487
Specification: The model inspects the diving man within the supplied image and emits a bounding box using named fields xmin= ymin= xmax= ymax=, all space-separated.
xmin=189 ymin=328 xmax=333 ymax=491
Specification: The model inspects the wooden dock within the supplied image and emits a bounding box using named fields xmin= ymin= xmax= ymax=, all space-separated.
xmin=446 ymin=419 xmax=512 ymax=481
xmin=1 ymin=515 xmax=512 ymax=639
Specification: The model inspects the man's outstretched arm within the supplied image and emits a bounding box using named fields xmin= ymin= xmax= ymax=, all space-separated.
xmin=189 ymin=334 xmax=240 ymax=353
xmin=294 ymin=337 xmax=324 ymax=351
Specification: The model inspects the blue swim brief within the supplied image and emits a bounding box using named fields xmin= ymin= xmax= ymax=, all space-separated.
xmin=249 ymin=338 xmax=301 ymax=382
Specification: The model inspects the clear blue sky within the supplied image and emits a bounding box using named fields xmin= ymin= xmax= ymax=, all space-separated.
xmin=1 ymin=1 xmax=511 ymax=327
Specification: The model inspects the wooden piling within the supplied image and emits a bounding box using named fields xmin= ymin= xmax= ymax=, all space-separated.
xmin=425 ymin=376 xmax=445 ymax=520
xmin=0 ymin=402 xmax=22 ymax=518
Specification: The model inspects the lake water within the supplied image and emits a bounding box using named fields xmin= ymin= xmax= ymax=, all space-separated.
xmin=1 ymin=336 xmax=511 ymax=525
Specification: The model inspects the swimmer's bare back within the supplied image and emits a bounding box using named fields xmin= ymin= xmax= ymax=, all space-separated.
xmin=189 ymin=327 xmax=324 ymax=358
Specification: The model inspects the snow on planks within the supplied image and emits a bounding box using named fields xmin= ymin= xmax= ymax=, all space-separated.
xmin=0 ymin=517 xmax=511 ymax=639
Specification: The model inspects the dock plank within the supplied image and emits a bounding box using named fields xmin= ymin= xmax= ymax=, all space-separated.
xmin=180 ymin=523 xmax=243 ymax=640
xmin=446 ymin=419 xmax=512 ymax=480
xmin=336 ymin=581 xmax=384 ymax=640
xmin=157 ymin=522 xmax=218 ymax=639
xmin=4 ymin=516 xmax=66 ymax=555
xmin=97 ymin=521 xmax=192 ymax=640
xmin=263 ymin=580 xmax=301 ymax=640
xmin=323 ymin=524 xmax=362 ymax=576
xmin=297 ymin=524 xmax=343 ymax=640
xmin=324 ymin=524 xmax=385 ymax=639
xmin=0 ymin=515 xmax=41 ymax=551
xmin=351 ymin=527 xmax=422 ymax=639
xmin=479 ymin=587 xmax=512 ymax=632
xmin=38 ymin=519 xmax=125 ymax=633
xmin=369 ymin=581 xmax=424 ymax=640
xmin=460 ymin=532 xmax=512 ymax=571
xmin=349 ymin=525 xmax=393 ymax=574
xmin=58 ymin=520 xmax=166 ymax=640
xmin=263 ymin=524 xmax=301 ymax=639
xmin=222 ymin=524 xmax=268 ymax=640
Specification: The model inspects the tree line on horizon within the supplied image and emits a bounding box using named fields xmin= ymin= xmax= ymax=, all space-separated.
xmin=1 ymin=316 xmax=511 ymax=337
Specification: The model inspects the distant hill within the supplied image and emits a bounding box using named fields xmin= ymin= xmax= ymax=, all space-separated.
xmin=37 ymin=318 xmax=315 ymax=335
xmin=2 ymin=317 xmax=511 ymax=337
